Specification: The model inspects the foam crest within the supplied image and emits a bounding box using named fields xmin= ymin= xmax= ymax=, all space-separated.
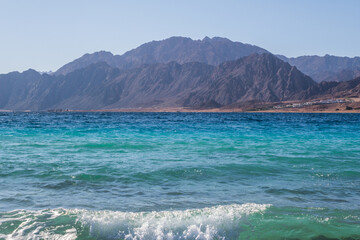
xmin=76 ymin=203 xmax=270 ymax=239
xmin=0 ymin=203 xmax=270 ymax=240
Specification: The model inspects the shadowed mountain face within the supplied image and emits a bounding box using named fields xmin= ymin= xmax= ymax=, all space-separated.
xmin=0 ymin=54 xmax=316 ymax=111
xmin=0 ymin=64 xmax=120 ymax=110
xmin=278 ymin=55 xmax=360 ymax=83
xmin=55 ymin=37 xmax=269 ymax=75
xmin=183 ymin=54 xmax=316 ymax=106
xmin=0 ymin=69 xmax=54 ymax=110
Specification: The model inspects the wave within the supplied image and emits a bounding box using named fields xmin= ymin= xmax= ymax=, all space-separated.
xmin=0 ymin=203 xmax=269 ymax=240
xmin=1 ymin=204 xmax=360 ymax=239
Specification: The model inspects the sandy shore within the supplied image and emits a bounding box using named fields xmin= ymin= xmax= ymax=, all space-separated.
xmin=2 ymin=101 xmax=360 ymax=113
xmin=71 ymin=107 xmax=360 ymax=114
xmin=70 ymin=101 xmax=360 ymax=113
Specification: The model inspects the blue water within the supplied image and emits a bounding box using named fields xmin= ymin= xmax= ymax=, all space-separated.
xmin=0 ymin=113 xmax=359 ymax=239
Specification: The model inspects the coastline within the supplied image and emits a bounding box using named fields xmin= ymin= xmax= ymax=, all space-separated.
xmin=2 ymin=100 xmax=360 ymax=113
xmin=2 ymin=108 xmax=360 ymax=113
xmin=2 ymin=109 xmax=359 ymax=113
xmin=81 ymin=106 xmax=360 ymax=113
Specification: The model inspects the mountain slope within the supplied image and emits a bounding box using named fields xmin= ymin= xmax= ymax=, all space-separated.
xmin=55 ymin=36 xmax=360 ymax=84
xmin=55 ymin=36 xmax=269 ymax=75
xmin=183 ymin=53 xmax=316 ymax=107
xmin=278 ymin=55 xmax=360 ymax=82
xmin=294 ymin=76 xmax=360 ymax=100
xmin=0 ymin=54 xmax=316 ymax=111
xmin=0 ymin=69 xmax=53 ymax=110
xmin=54 ymin=51 xmax=117 ymax=77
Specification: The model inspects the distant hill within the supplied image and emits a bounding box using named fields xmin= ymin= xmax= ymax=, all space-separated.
xmin=0 ymin=53 xmax=316 ymax=111
xmin=294 ymin=76 xmax=360 ymax=100
xmin=55 ymin=36 xmax=269 ymax=75
xmin=278 ymin=55 xmax=360 ymax=83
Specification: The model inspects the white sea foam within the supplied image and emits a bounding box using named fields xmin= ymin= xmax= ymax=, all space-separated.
xmin=0 ymin=203 xmax=270 ymax=240
xmin=77 ymin=203 xmax=271 ymax=239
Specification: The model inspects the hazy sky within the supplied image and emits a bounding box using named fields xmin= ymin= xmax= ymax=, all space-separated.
xmin=0 ymin=0 xmax=359 ymax=73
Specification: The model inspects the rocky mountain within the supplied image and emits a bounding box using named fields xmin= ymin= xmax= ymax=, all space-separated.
xmin=278 ymin=55 xmax=360 ymax=83
xmin=0 ymin=53 xmax=316 ymax=111
xmin=295 ymin=76 xmax=360 ymax=100
xmin=54 ymin=51 xmax=117 ymax=77
xmin=55 ymin=36 xmax=269 ymax=75
xmin=55 ymin=36 xmax=360 ymax=85
xmin=0 ymin=64 xmax=119 ymax=110
xmin=183 ymin=53 xmax=316 ymax=107
xmin=0 ymin=69 xmax=53 ymax=110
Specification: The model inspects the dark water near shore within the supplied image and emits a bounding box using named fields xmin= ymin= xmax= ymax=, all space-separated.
xmin=0 ymin=113 xmax=359 ymax=239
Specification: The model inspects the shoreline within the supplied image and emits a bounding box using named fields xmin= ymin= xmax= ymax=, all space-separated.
xmin=79 ymin=107 xmax=360 ymax=113
xmin=2 ymin=100 xmax=360 ymax=113
xmin=2 ymin=108 xmax=360 ymax=113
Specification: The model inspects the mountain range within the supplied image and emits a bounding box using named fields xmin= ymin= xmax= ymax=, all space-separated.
xmin=55 ymin=37 xmax=269 ymax=76
xmin=0 ymin=53 xmax=316 ymax=110
xmin=56 ymin=37 xmax=360 ymax=83
xmin=1 ymin=36 xmax=360 ymax=111
xmin=278 ymin=55 xmax=360 ymax=83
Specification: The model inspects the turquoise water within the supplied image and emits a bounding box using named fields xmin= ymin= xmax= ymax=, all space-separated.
xmin=0 ymin=113 xmax=359 ymax=239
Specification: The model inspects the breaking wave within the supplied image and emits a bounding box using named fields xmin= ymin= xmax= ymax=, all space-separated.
xmin=0 ymin=203 xmax=270 ymax=240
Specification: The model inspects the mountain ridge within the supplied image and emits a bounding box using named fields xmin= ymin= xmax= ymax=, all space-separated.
xmin=278 ymin=54 xmax=360 ymax=82
xmin=0 ymin=53 xmax=316 ymax=111
xmin=2 ymin=36 xmax=360 ymax=111
xmin=55 ymin=36 xmax=269 ymax=75
xmin=55 ymin=36 xmax=360 ymax=83
xmin=294 ymin=76 xmax=360 ymax=100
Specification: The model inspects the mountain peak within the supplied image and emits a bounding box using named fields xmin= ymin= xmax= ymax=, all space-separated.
xmin=81 ymin=51 xmax=114 ymax=59
xmin=202 ymin=36 xmax=211 ymax=41
xmin=55 ymin=36 xmax=268 ymax=75
xmin=22 ymin=68 xmax=37 ymax=73
xmin=22 ymin=69 xmax=40 ymax=76
xmin=209 ymin=36 xmax=231 ymax=42
xmin=55 ymin=51 xmax=116 ymax=76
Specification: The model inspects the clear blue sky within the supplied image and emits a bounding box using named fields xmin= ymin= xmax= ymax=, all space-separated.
xmin=0 ymin=0 xmax=359 ymax=73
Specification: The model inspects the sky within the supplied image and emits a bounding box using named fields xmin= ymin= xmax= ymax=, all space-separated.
xmin=0 ymin=0 xmax=359 ymax=74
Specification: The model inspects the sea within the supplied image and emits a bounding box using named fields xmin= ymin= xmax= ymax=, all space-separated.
xmin=0 ymin=112 xmax=359 ymax=239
